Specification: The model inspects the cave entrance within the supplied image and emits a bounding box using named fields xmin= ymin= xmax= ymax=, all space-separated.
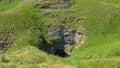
xmin=38 ymin=35 xmax=70 ymax=58
xmin=38 ymin=26 xmax=85 ymax=58
xmin=54 ymin=49 xmax=69 ymax=58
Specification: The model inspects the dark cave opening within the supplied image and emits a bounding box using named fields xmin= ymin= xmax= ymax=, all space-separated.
xmin=37 ymin=25 xmax=85 ymax=58
xmin=54 ymin=49 xmax=69 ymax=58
xmin=38 ymin=35 xmax=69 ymax=58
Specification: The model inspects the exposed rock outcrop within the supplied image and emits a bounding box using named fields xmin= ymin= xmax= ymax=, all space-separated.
xmin=36 ymin=0 xmax=85 ymax=57
xmin=38 ymin=25 xmax=85 ymax=57
xmin=0 ymin=27 xmax=15 ymax=53
xmin=47 ymin=25 xmax=85 ymax=56
xmin=35 ymin=0 xmax=74 ymax=9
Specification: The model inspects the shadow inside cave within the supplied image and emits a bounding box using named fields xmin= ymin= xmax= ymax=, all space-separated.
xmin=37 ymin=35 xmax=69 ymax=58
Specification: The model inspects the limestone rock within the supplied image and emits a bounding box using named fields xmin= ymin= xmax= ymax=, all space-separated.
xmin=47 ymin=25 xmax=85 ymax=55
xmin=64 ymin=44 xmax=73 ymax=55
xmin=63 ymin=29 xmax=76 ymax=44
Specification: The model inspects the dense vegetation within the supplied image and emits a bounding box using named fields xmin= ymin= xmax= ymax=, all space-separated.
xmin=0 ymin=0 xmax=120 ymax=68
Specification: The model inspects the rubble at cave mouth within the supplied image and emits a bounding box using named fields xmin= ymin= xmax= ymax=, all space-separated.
xmin=38 ymin=25 xmax=85 ymax=58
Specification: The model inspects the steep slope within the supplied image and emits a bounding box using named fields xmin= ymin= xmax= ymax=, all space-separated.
xmin=66 ymin=0 xmax=120 ymax=67
xmin=0 ymin=0 xmax=120 ymax=68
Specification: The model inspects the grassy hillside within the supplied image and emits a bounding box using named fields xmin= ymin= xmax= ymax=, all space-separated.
xmin=0 ymin=0 xmax=120 ymax=68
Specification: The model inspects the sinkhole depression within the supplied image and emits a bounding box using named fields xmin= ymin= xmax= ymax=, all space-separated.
xmin=38 ymin=25 xmax=85 ymax=58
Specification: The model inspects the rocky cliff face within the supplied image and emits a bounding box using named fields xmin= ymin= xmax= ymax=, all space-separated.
xmin=38 ymin=25 xmax=85 ymax=57
xmin=48 ymin=25 xmax=84 ymax=55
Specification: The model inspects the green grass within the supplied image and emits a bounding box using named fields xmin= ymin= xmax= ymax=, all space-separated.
xmin=0 ymin=0 xmax=120 ymax=68
xmin=0 ymin=0 xmax=21 ymax=12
